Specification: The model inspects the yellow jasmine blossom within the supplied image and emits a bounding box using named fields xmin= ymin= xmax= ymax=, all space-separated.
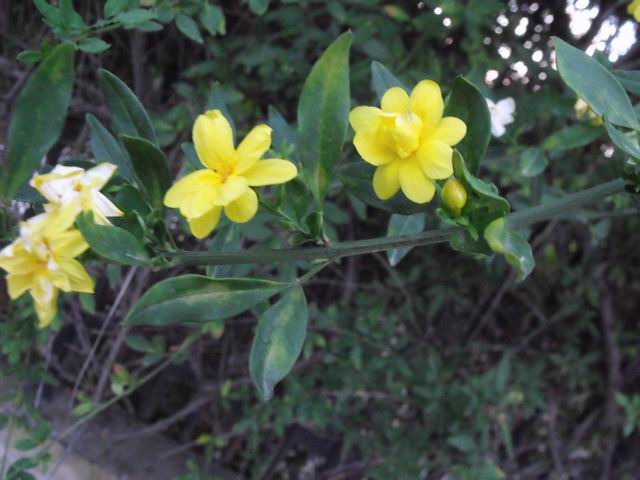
xmin=574 ymin=98 xmax=603 ymax=126
xmin=0 ymin=213 xmax=94 ymax=328
xmin=629 ymin=0 xmax=640 ymax=21
xmin=164 ymin=110 xmax=298 ymax=238
xmin=441 ymin=177 xmax=467 ymax=216
xmin=30 ymin=163 xmax=123 ymax=226
xmin=349 ymin=81 xmax=467 ymax=204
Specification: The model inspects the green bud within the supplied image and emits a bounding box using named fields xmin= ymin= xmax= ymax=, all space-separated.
xmin=441 ymin=178 xmax=467 ymax=216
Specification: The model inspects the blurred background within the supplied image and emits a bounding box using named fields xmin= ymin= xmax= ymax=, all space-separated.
xmin=1 ymin=0 xmax=640 ymax=478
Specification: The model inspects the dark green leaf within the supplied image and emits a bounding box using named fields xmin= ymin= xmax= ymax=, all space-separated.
xmin=553 ymin=37 xmax=639 ymax=130
xmin=297 ymin=32 xmax=352 ymax=206
xmin=181 ymin=142 xmax=200 ymax=170
xmin=120 ymin=135 xmax=171 ymax=211
xmin=443 ymin=76 xmax=492 ymax=174
xmin=519 ymin=147 xmax=548 ymax=177
xmin=86 ymin=114 xmax=134 ymax=182
xmin=76 ymin=213 xmax=149 ymax=266
xmin=77 ymin=37 xmax=110 ymax=53
xmin=249 ymin=0 xmax=271 ymax=15
xmin=59 ymin=0 xmax=86 ymax=31
xmin=124 ymin=334 xmax=155 ymax=353
xmin=250 ymin=287 xmax=308 ymax=401
xmin=371 ymin=61 xmax=408 ymax=99
xmin=176 ymin=14 xmax=203 ymax=44
xmin=484 ymin=217 xmax=535 ymax=282
xmin=207 ymin=82 xmax=235 ymax=136
xmin=104 ymin=0 xmax=129 ymax=18
xmin=127 ymin=276 xmax=287 ymax=326
xmin=98 ymin=68 xmax=158 ymax=145
xmin=541 ymin=123 xmax=603 ymax=151
xmin=386 ymin=213 xmax=426 ymax=266
xmin=200 ymin=4 xmax=225 ymax=35
xmin=16 ymin=50 xmax=42 ymax=65
xmin=113 ymin=8 xmax=157 ymax=26
xmin=4 ymin=43 xmax=75 ymax=198
xmin=453 ymin=152 xmax=509 ymax=216
xmin=605 ymin=120 xmax=640 ymax=159
xmin=33 ymin=0 xmax=60 ymax=25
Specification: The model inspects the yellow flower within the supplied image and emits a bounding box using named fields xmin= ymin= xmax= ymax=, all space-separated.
xmin=441 ymin=177 xmax=467 ymax=216
xmin=574 ymin=98 xmax=603 ymax=126
xmin=30 ymin=163 xmax=123 ymax=226
xmin=349 ymin=81 xmax=467 ymax=204
xmin=0 ymin=212 xmax=94 ymax=328
xmin=164 ymin=110 xmax=298 ymax=238
xmin=629 ymin=0 xmax=640 ymax=21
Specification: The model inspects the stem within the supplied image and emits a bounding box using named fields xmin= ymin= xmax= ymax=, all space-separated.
xmin=168 ymin=179 xmax=627 ymax=267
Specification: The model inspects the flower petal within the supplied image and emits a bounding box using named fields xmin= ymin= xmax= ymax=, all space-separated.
xmin=372 ymin=161 xmax=401 ymax=200
xmin=349 ymin=106 xmax=383 ymax=134
xmin=164 ymin=170 xmax=222 ymax=208
xmin=398 ymin=160 xmax=436 ymax=204
xmin=84 ymin=163 xmax=117 ymax=189
xmin=410 ymin=80 xmax=444 ymax=132
xmin=89 ymin=191 xmax=123 ymax=224
xmin=31 ymin=286 xmax=59 ymax=329
xmin=57 ymin=258 xmax=95 ymax=293
xmin=224 ymin=188 xmax=258 ymax=223
xmin=429 ymin=117 xmax=467 ymax=146
xmin=188 ymin=207 xmax=222 ymax=239
xmin=242 ymin=159 xmax=297 ymax=186
xmin=216 ymin=175 xmax=248 ymax=206
xmin=381 ymin=87 xmax=410 ymax=113
xmin=193 ymin=109 xmax=235 ymax=171
xmin=50 ymin=230 xmax=89 ymax=259
xmin=6 ymin=274 xmax=32 ymax=299
xmin=353 ymin=132 xmax=397 ymax=166
xmin=234 ymin=124 xmax=272 ymax=173
xmin=416 ymin=140 xmax=453 ymax=180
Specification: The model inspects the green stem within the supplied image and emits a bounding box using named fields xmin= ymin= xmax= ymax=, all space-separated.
xmin=168 ymin=179 xmax=627 ymax=267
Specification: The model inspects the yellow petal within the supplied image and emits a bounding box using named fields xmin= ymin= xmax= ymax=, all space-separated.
xmin=57 ymin=259 xmax=95 ymax=293
xmin=216 ymin=175 xmax=248 ymax=205
xmin=372 ymin=161 xmax=401 ymax=200
xmin=224 ymin=188 xmax=258 ymax=223
xmin=50 ymin=230 xmax=89 ymax=259
xmin=179 ymin=185 xmax=220 ymax=219
xmin=429 ymin=117 xmax=467 ymax=146
xmin=31 ymin=276 xmax=58 ymax=328
xmin=349 ymin=106 xmax=383 ymax=134
xmin=193 ymin=110 xmax=235 ymax=171
xmin=89 ymin=191 xmax=123 ymax=222
xmin=234 ymin=125 xmax=272 ymax=173
xmin=353 ymin=132 xmax=397 ymax=166
xmin=0 ymin=243 xmax=37 ymax=275
xmin=38 ymin=206 xmax=80 ymax=238
xmin=398 ymin=160 xmax=436 ymax=204
xmin=6 ymin=274 xmax=32 ymax=299
xmin=381 ymin=87 xmax=410 ymax=113
xmin=164 ymin=170 xmax=221 ymax=208
xmin=242 ymin=159 xmax=297 ymax=186
xmin=410 ymin=80 xmax=444 ymax=132
xmin=416 ymin=140 xmax=453 ymax=180
xmin=187 ymin=207 xmax=222 ymax=239
xmin=85 ymin=163 xmax=117 ymax=189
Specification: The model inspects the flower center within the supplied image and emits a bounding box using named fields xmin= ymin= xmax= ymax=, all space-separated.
xmin=379 ymin=112 xmax=422 ymax=159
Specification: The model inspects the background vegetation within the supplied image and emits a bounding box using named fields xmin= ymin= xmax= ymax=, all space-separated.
xmin=1 ymin=0 xmax=640 ymax=478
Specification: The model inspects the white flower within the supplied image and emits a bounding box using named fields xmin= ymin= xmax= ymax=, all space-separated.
xmin=486 ymin=97 xmax=515 ymax=137
xmin=30 ymin=163 xmax=123 ymax=225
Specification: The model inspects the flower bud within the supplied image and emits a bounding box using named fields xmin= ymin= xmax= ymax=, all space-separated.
xmin=441 ymin=178 xmax=467 ymax=216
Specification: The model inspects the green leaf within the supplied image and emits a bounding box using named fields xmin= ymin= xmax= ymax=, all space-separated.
xmin=176 ymin=14 xmax=203 ymax=44
xmin=113 ymin=8 xmax=157 ymax=26
xmin=77 ymin=37 xmax=111 ymax=53
xmin=120 ymin=135 xmax=171 ymax=211
xmin=4 ymin=43 xmax=75 ymax=198
xmin=541 ymin=123 xmax=603 ymax=151
xmin=98 ymin=68 xmax=158 ymax=145
xmin=16 ymin=50 xmax=42 ymax=65
xmin=553 ymin=37 xmax=639 ymax=130
xmin=124 ymin=334 xmax=155 ymax=353
xmin=200 ymin=4 xmax=225 ymax=36
xmin=104 ymin=0 xmax=129 ymax=18
xmin=605 ymin=120 xmax=640 ymax=159
xmin=33 ymin=0 xmax=60 ymax=25
xmin=484 ymin=218 xmax=535 ymax=282
xmin=207 ymin=82 xmax=235 ymax=136
xmin=127 ymin=276 xmax=287 ymax=326
xmin=297 ymin=31 xmax=352 ymax=206
xmin=443 ymin=76 xmax=492 ymax=174
xmin=371 ymin=61 xmax=408 ymax=99
xmin=250 ymin=287 xmax=308 ymax=401
xmin=338 ymin=162 xmax=426 ymax=215
xmin=519 ymin=147 xmax=548 ymax=177
xmin=59 ymin=0 xmax=86 ymax=31
xmin=249 ymin=0 xmax=271 ymax=15
xmin=386 ymin=213 xmax=426 ymax=266
xmin=76 ymin=212 xmax=149 ymax=266
xmin=86 ymin=114 xmax=134 ymax=182
xmin=453 ymin=152 xmax=509 ymax=217
xmin=614 ymin=70 xmax=640 ymax=96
